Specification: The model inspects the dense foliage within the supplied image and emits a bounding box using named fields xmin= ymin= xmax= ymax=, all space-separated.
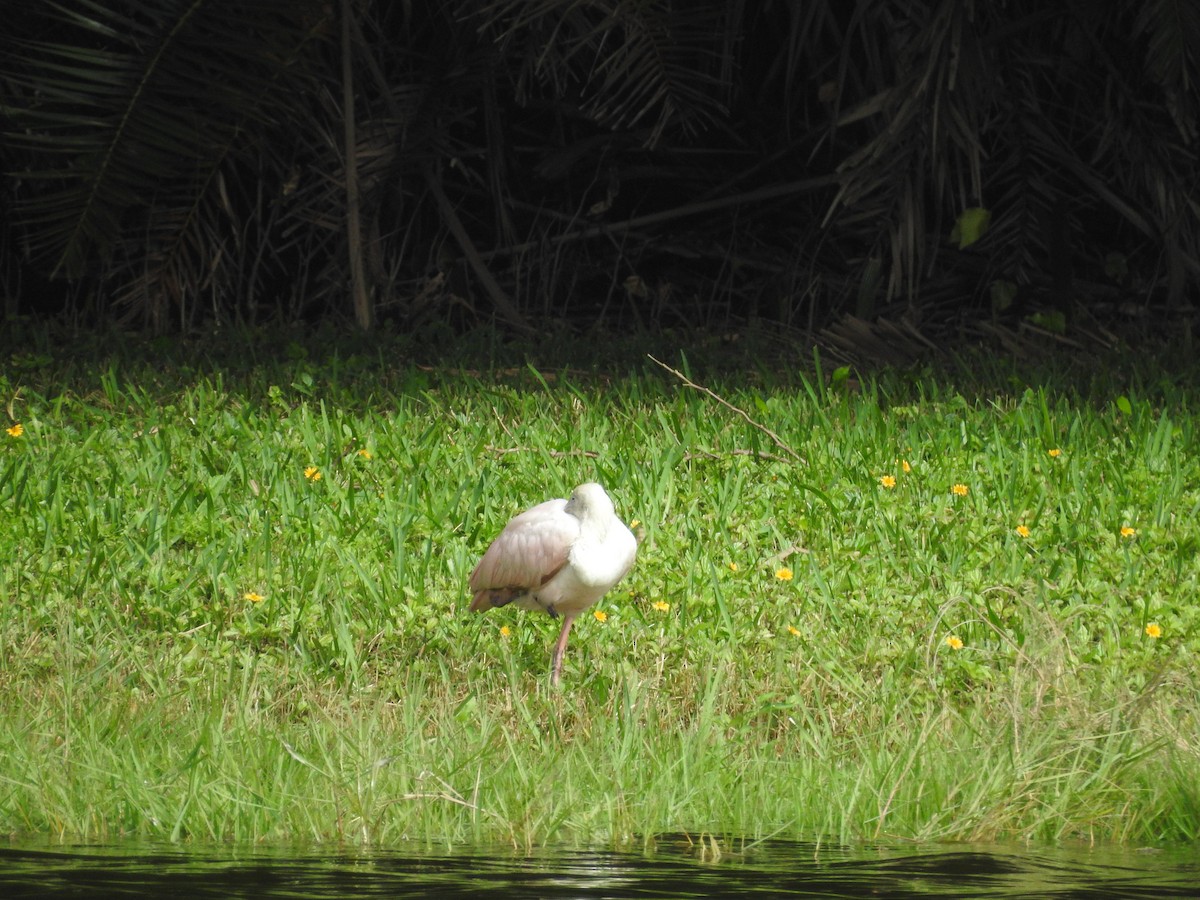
xmin=1 ymin=0 xmax=1198 ymax=334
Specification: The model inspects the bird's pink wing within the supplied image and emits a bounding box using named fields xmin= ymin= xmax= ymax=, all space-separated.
xmin=469 ymin=499 xmax=578 ymax=610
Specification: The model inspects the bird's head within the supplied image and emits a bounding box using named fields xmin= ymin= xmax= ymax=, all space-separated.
xmin=564 ymin=482 xmax=615 ymax=523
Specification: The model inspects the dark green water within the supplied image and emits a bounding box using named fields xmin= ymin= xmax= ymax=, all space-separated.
xmin=1 ymin=838 xmax=1196 ymax=898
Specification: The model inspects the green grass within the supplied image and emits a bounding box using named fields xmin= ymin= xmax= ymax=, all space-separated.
xmin=1 ymin=328 xmax=1199 ymax=848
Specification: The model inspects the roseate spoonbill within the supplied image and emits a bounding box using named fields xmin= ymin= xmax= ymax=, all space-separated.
xmin=469 ymin=482 xmax=637 ymax=685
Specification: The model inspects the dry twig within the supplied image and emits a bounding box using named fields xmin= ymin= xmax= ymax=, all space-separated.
xmin=484 ymin=446 xmax=599 ymax=458
xmin=647 ymin=355 xmax=806 ymax=465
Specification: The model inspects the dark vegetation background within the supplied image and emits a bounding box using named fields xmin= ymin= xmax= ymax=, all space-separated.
xmin=1 ymin=0 xmax=1197 ymax=357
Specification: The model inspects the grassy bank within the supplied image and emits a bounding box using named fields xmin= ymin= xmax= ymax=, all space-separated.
xmin=1 ymin=331 xmax=1199 ymax=848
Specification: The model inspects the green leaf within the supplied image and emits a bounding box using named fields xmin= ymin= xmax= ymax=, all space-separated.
xmin=989 ymin=280 xmax=1018 ymax=312
xmin=1028 ymin=310 xmax=1066 ymax=333
xmin=951 ymin=207 xmax=992 ymax=249
xmin=1116 ymin=395 xmax=1133 ymax=416
xmin=1104 ymin=252 xmax=1129 ymax=283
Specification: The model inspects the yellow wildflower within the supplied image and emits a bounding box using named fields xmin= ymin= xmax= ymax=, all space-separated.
xmin=1120 ymin=526 xmax=1136 ymax=538
xmin=728 ymin=561 xmax=739 ymax=572
xmin=652 ymin=600 xmax=670 ymax=612
xmin=787 ymin=625 xmax=801 ymax=637
xmin=629 ymin=519 xmax=640 ymax=529
xmin=244 ymin=592 xmax=264 ymax=603
xmin=1145 ymin=623 xmax=1161 ymax=639
xmin=1048 ymin=448 xmax=1062 ymax=458
xmin=1015 ymin=525 xmax=1031 ymax=538
xmin=901 ymin=459 xmax=912 ymax=473
xmin=946 ymin=635 xmax=964 ymax=650
xmin=952 ymin=483 xmax=968 ymax=497
xmin=304 ymin=466 xmax=321 ymax=481
xmin=593 ymin=609 xmax=608 ymax=623
xmin=775 ymin=567 xmax=794 ymax=581
xmin=500 ymin=625 xmax=511 ymax=638
xmin=879 ymin=475 xmax=896 ymax=489
xmin=6 ymin=423 xmax=23 ymax=438
xmin=357 ymin=449 xmax=372 ymax=459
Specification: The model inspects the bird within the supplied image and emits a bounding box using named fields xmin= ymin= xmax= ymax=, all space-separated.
xmin=469 ymin=482 xmax=638 ymax=685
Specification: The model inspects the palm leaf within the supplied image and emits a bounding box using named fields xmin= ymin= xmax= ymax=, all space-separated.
xmin=465 ymin=0 xmax=733 ymax=146
xmin=3 ymin=0 xmax=329 ymax=290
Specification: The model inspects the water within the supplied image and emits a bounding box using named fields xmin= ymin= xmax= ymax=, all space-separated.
xmin=1 ymin=837 xmax=1196 ymax=898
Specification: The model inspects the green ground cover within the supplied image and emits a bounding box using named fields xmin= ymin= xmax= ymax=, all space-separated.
xmin=1 ymin=330 xmax=1198 ymax=848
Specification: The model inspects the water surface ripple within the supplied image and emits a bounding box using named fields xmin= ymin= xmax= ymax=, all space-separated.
xmin=1 ymin=839 xmax=1195 ymax=898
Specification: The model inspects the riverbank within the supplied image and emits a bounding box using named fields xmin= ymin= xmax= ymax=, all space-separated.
xmin=2 ymin=329 xmax=1197 ymax=846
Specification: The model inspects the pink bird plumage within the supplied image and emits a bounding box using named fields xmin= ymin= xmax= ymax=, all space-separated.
xmin=469 ymin=483 xmax=637 ymax=685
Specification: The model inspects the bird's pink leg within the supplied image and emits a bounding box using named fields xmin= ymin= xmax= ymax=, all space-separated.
xmin=550 ymin=613 xmax=576 ymax=686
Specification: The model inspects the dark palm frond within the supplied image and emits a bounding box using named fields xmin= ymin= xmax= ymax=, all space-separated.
xmin=978 ymin=3 xmax=1200 ymax=312
xmin=1094 ymin=89 xmax=1200 ymax=306
xmin=812 ymin=0 xmax=1200 ymax=320
xmin=820 ymin=0 xmax=994 ymax=309
xmin=2 ymin=0 xmax=331 ymax=318
xmin=3 ymin=0 xmax=1197 ymax=333
xmin=464 ymin=0 xmax=734 ymax=146
xmin=965 ymin=53 xmax=1085 ymax=310
xmin=1134 ymin=0 xmax=1200 ymax=145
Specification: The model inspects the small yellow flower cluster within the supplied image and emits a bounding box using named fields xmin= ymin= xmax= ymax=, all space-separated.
xmin=1048 ymin=448 xmax=1063 ymax=458
xmin=1015 ymin=525 xmax=1031 ymax=538
xmin=1120 ymin=526 xmax=1136 ymax=538
xmin=500 ymin=625 xmax=511 ymax=638
xmin=728 ymin=561 xmax=739 ymax=572
xmin=593 ymin=609 xmax=608 ymax=623
xmin=304 ymin=466 xmax=321 ymax=481
xmin=6 ymin=423 xmax=23 ymax=438
xmin=1145 ymin=623 xmax=1161 ymax=639
xmin=879 ymin=459 xmax=911 ymax=487
xmin=244 ymin=591 xmax=264 ymax=603
xmin=787 ymin=625 xmax=801 ymax=637
xmin=946 ymin=635 xmax=964 ymax=650
xmin=775 ymin=567 xmax=793 ymax=581
xmin=652 ymin=600 xmax=670 ymax=612
xmin=880 ymin=464 xmax=968 ymax=497
xmin=357 ymin=448 xmax=373 ymax=460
